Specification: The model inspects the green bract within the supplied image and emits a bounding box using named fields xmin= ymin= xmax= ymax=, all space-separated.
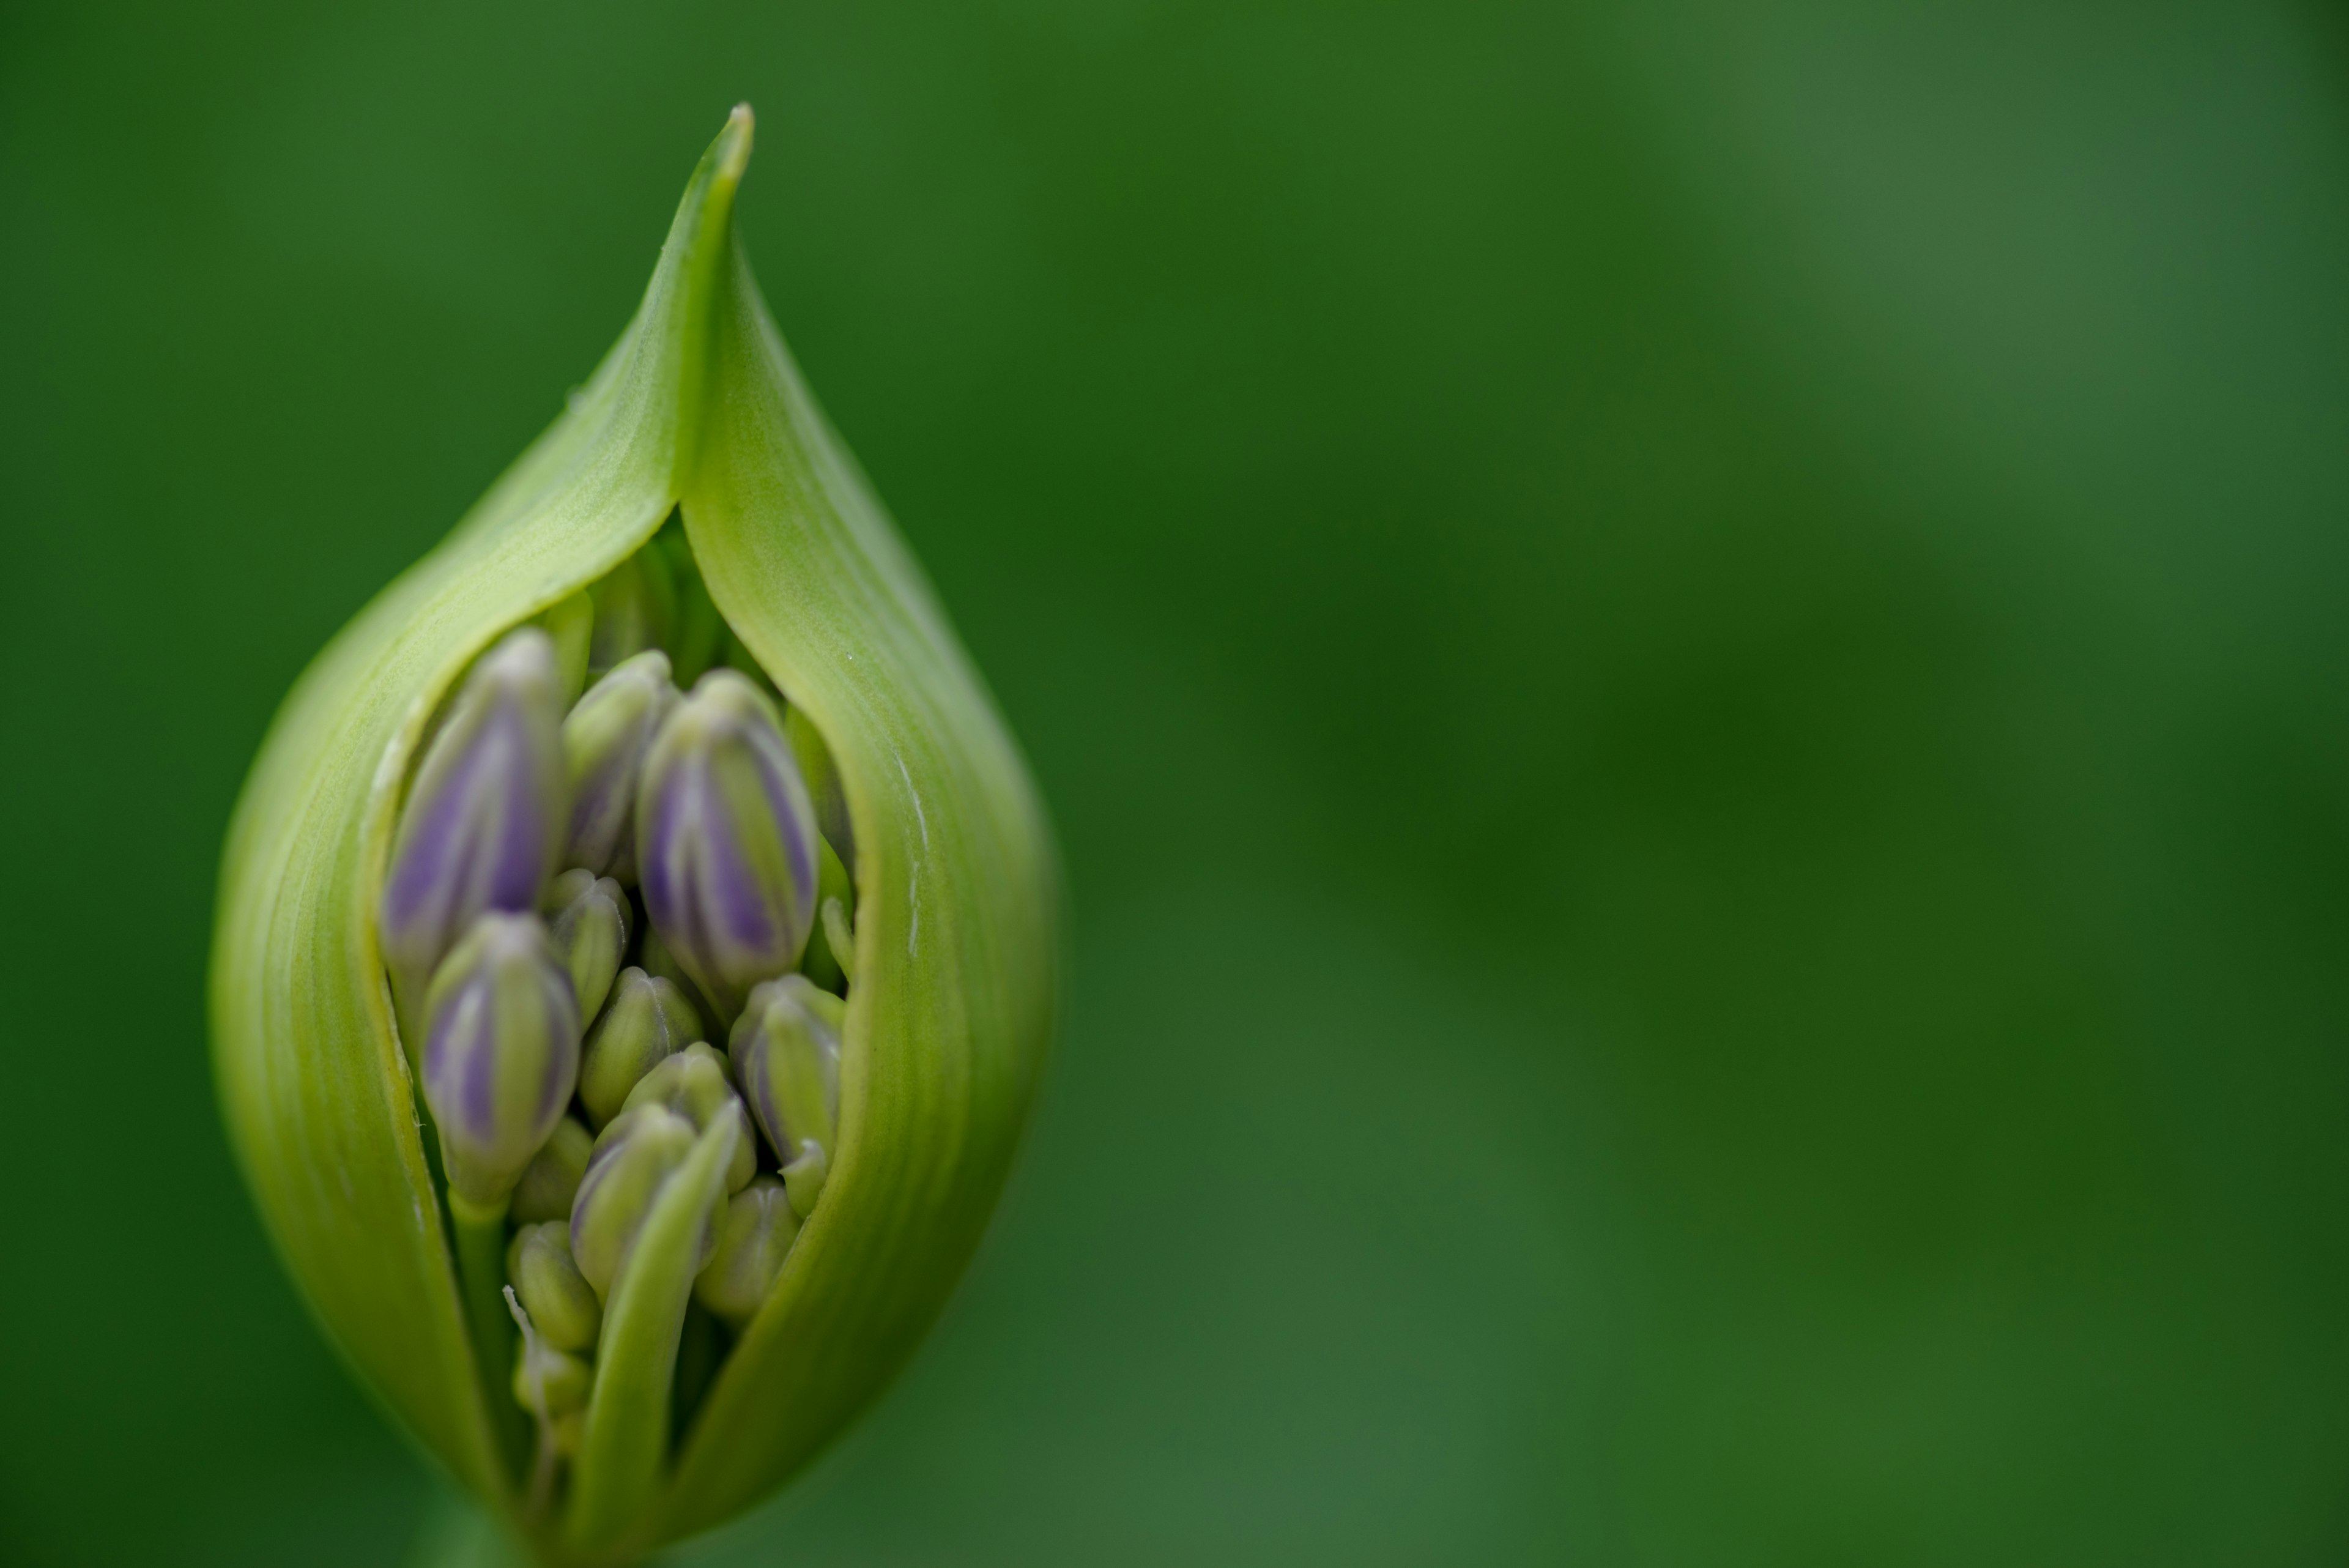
xmin=209 ymin=108 xmax=1060 ymax=1566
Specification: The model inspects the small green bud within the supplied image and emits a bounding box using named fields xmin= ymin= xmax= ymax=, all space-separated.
xmin=694 ymin=1176 xmax=800 ymax=1326
xmin=638 ymin=920 xmax=719 ymax=1031
xmin=636 ymin=671 xmax=820 ymax=1020
xmin=379 ymin=627 xmax=569 ymax=1017
xmin=536 ymin=589 xmax=595 ymax=707
xmin=784 ymin=705 xmax=856 ymax=873
xmin=561 ymin=650 xmax=678 ymax=884
xmin=659 ymin=524 xmax=725 ymax=689
xmin=507 ymin=1221 xmax=603 ymax=1353
xmin=510 ymin=1115 xmax=592 ymax=1224
xmin=578 ymin=967 xmax=703 ymax=1130
xmin=620 ymin=1042 xmax=757 ymax=1194
xmin=570 ymin=1104 xmax=700 ymax=1299
xmin=421 ymin=912 xmax=582 ymax=1217
xmin=796 ymin=836 xmax=856 ymax=995
xmin=512 ymin=1331 xmax=594 ymax=1419
xmin=543 ymin=869 xmax=629 ymax=1022
xmin=586 ymin=544 xmax=677 ymax=678
xmin=729 ymin=976 xmax=842 ymax=1217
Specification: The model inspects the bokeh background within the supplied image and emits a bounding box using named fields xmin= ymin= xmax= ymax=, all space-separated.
xmin=7 ymin=1 xmax=2349 ymax=1562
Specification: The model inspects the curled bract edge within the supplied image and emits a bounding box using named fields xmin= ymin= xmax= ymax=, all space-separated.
xmin=209 ymin=107 xmax=1060 ymax=1566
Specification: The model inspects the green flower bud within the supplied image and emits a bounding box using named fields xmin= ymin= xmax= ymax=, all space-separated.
xmin=570 ymin=1105 xmax=701 ymax=1300
xmin=422 ymin=913 xmax=582 ymax=1218
xmin=541 ymin=869 xmax=628 ymax=1022
xmin=658 ymin=524 xmax=726 ymax=689
xmin=586 ymin=541 xmax=677 ymax=679
xmin=513 ymin=1333 xmax=593 ymax=1420
xmin=728 ymin=976 xmax=842 ymax=1218
xmin=507 ymin=1222 xmax=602 ymax=1353
xmin=637 ymin=920 xmax=719 ymax=1032
xmin=511 ymin=1115 xmax=592 ymax=1225
xmin=783 ymin=706 xmax=856 ymax=874
xmin=694 ymin=1176 xmax=799 ymax=1326
xmin=536 ymin=590 xmax=595 ymax=708
xmin=379 ymin=627 xmax=569 ymax=1020
xmin=620 ymin=1041 xmax=757 ymax=1194
xmin=213 ymin=111 xmax=1059 ymax=1561
xmin=795 ymin=834 xmax=856 ymax=995
xmin=561 ymin=650 xmax=678 ymax=884
xmin=577 ymin=967 xmax=703 ymax=1131
xmin=636 ymin=670 xmax=820 ymax=1022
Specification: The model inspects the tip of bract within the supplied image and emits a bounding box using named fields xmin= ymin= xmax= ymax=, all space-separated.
xmin=716 ymin=104 xmax=754 ymax=185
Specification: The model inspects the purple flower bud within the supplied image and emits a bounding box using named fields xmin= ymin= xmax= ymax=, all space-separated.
xmin=380 ymin=628 xmax=568 ymax=1014
xmin=636 ymin=671 xmax=820 ymax=1020
xmin=421 ymin=912 xmax=582 ymax=1217
xmin=560 ymin=649 xmax=677 ymax=883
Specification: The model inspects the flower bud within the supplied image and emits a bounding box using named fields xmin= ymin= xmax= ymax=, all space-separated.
xmin=422 ymin=912 xmax=583 ymax=1217
xmin=379 ymin=628 xmax=568 ymax=1016
xmin=586 ymin=544 xmax=677 ymax=678
xmin=537 ymin=590 xmax=595 ymax=707
xmin=729 ymin=976 xmax=843 ymax=1218
xmin=636 ymin=670 xmax=820 ymax=1020
xmin=795 ymin=836 xmax=856 ymax=995
xmin=542 ymin=869 xmax=629 ymax=1022
xmin=694 ymin=1176 xmax=800 ymax=1326
xmin=507 ymin=1221 xmax=602 ymax=1353
xmin=561 ymin=650 xmax=677 ymax=883
xmin=511 ymin=1115 xmax=592 ymax=1225
xmin=577 ymin=967 xmax=703 ymax=1130
xmin=570 ymin=1104 xmax=700 ymax=1299
xmin=783 ymin=706 xmax=856 ymax=874
xmin=513 ymin=1334 xmax=593 ymax=1420
xmin=620 ymin=1042 xmax=757 ymax=1194
xmin=659 ymin=526 xmax=725 ymax=689
xmin=214 ymin=112 xmax=1059 ymax=1557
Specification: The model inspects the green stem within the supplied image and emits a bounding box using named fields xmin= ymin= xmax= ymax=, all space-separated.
xmin=451 ymin=1199 xmax=530 ymax=1484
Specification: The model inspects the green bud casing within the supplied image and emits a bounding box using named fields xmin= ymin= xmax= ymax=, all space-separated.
xmin=211 ymin=110 xmax=1059 ymax=1562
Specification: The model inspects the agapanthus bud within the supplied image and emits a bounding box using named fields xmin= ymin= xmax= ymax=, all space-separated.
xmin=561 ymin=650 xmax=677 ymax=883
xmin=508 ymin=1221 xmax=602 ymax=1353
xmin=694 ymin=1176 xmax=800 ymax=1326
xmin=636 ymin=670 xmax=820 ymax=1020
xmin=620 ymin=1042 xmax=756 ymax=1194
xmin=569 ymin=1104 xmax=700 ymax=1299
xmin=577 ymin=967 xmax=703 ymax=1130
xmin=379 ymin=628 xmax=568 ymax=1015
xmin=213 ymin=112 xmax=1061 ymax=1559
xmin=659 ymin=526 xmax=725 ymax=689
xmin=796 ymin=836 xmax=856 ymax=995
xmin=586 ymin=544 xmax=677 ymax=678
xmin=729 ymin=976 xmax=843 ymax=1219
xmin=513 ymin=1334 xmax=593 ymax=1421
xmin=511 ymin=1115 xmax=592 ymax=1225
xmin=783 ymin=705 xmax=856 ymax=873
xmin=538 ymin=590 xmax=594 ymax=707
xmin=543 ymin=869 xmax=629 ymax=1022
xmin=422 ymin=912 xmax=583 ymax=1217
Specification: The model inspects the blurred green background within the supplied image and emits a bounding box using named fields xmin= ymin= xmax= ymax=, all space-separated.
xmin=7 ymin=1 xmax=2349 ymax=1562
